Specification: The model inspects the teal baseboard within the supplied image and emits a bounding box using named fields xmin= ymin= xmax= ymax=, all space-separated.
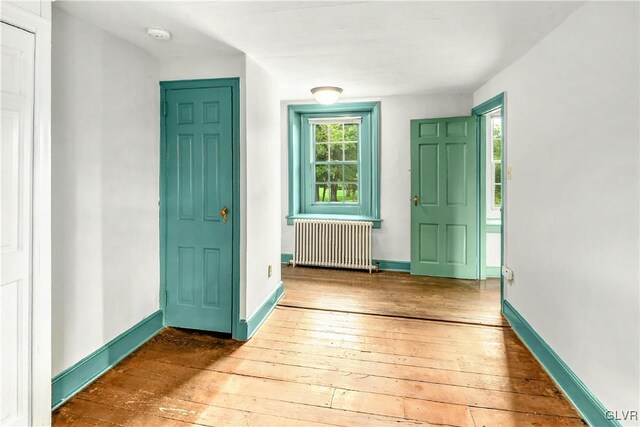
xmin=374 ymin=259 xmax=410 ymax=272
xmin=502 ymin=301 xmax=619 ymax=427
xmin=281 ymin=253 xmax=293 ymax=264
xmin=51 ymin=310 xmax=163 ymax=410
xmin=281 ymin=253 xmax=410 ymax=272
xmin=237 ymin=281 xmax=284 ymax=341
xmin=486 ymin=266 xmax=501 ymax=278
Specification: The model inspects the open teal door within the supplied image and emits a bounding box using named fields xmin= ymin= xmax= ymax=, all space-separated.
xmin=410 ymin=116 xmax=477 ymax=279
xmin=164 ymin=86 xmax=234 ymax=332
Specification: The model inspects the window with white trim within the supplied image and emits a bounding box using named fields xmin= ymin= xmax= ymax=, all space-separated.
xmin=489 ymin=114 xmax=502 ymax=211
xmin=310 ymin=117 xmax=360 ymax=204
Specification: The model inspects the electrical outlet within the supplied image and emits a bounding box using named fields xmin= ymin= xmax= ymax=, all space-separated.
xmin=268 ymin=264 xmax=272 ymax=278
xmin=507 ymin=166 xmax=512 ymax=180
xmin=502 ymin=266 xmax=514 ymax=284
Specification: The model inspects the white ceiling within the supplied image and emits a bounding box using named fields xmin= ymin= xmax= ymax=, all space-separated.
xmin=55 ymin=1 xmax=582 ymax=100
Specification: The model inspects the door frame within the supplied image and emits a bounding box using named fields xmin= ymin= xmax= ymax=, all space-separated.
xmin=1 ymin=4 xmax=52 ymax=424
xmin=159 ymin=78 xmax=241 ymax=338
xmin=472 ymin=92 xmax=506 ymax=304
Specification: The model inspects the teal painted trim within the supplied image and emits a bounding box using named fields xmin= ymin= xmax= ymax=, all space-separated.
xmin=286 ymin=214 xmax=382 ymax=229
xmin=472 ymin=92 xmax=505 ymax=302
xmin=51 ymin=310 xmax=163 ymax=410
xmin=280 ymin=253 xmax=409 ymax=272
xmin=486 ymin=223 xmax=501 ymax=233
xmin=237 ymin=282 xmax=285 ymax=341
xmin=159 ymin=78 xmax=242 ymax=339
xmin=503 ymin=301 xmax=619 ymax=427
xmin=477 ymin=115 xmax=487 ymax=280
xmin=374 ymin=259 xmax=410 ymax=272
xmin=486 ymin=266 xmax=501 ymax=278
xmin=287 ymin=102 xmax=381 ymax=225
xmin=471 ymin=93 xmax=505 ymax=116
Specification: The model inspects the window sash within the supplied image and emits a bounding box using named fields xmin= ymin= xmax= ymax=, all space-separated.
xmin=300 ymin=112 xmax=372 ymax=215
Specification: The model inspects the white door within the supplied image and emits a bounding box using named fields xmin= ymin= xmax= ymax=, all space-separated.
xmin=1 ymin=21 xmax=35 ymax=427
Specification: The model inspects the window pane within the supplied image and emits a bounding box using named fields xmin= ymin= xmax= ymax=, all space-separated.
xmin=330 ymin=164 xmax=344 ymax=182
xmin=315 ymin=165 xmax=328 ymax=182
xmin=328 ymin=183 xmax=340 ymax=202
xmin=315 ymin=124 xmax=328 ymax=143
xmin=329 ymin=124 xmax=343 ymax=142
xmin=315 ymin=143 xmax=328 ymax=162
xmin=494 ymin=184 xmax=502 ymax=206
xmin=344 ymin=142 xmax=358 ymax=161
xmin=493 ymin=138 xmax=502 ymax=161
xmin=494 ymin=162 xmax=502 ymax=184
xmin=344 ymin=164 xmax=358 ymax=182
xmin=316 ymin=183 xmax=329 ymax=202
xmin=330 ymin=143 xmax=344 ymax=161
xmin=344 ymin=123 xmax=358 ymax=141
xmin=334 ymin=183 xmax=344 ymax=202
xmin=344 ymin=183 xmax=358 ymax=202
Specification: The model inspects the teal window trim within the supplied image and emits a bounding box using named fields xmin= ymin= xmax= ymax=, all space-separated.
xmin=159 ymin=78 xmax=242 ymax=339
xmin=472 ymin=92 xmax=505 ymax=301
xmin=287 ymin=102 xmax=381 ymax=227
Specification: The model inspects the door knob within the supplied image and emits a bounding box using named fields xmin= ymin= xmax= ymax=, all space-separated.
xmin=413 ymin=195 xmax=419 ymax=206
xmin=219 ymin=206 xmax=228 ymax=223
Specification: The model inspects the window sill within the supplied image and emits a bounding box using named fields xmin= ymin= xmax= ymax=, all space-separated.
xmin=286 ymin=214 xmax=382 ymax=229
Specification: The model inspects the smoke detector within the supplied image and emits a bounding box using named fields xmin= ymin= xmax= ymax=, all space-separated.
xmin=147 ymin=28 xmax=171 ymax=41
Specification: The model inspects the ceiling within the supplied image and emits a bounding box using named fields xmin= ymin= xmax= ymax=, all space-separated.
xmin=55 ymin=1 xmax=582 ymax=100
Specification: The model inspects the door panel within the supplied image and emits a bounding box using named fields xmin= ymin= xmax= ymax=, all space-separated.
xmin=0 ymin=22 xmax=35 ymax=426
xmin=411 ymin=116 xmax=477 ymax=279
xmin=165 ymin=87 xmax=233 ymax=332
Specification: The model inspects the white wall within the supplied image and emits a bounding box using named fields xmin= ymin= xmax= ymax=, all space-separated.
xmin=281 ymin=93 xmax=473 ymax=261
xmin=52 ymin=8 xmax=160 ymax=375
xmin=245 ymin=57 xmax=282 ymax=318
xmin=474 ymin=2 xmax=639 ymax=420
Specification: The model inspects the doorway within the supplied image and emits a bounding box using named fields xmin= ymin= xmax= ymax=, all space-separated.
xmin=160 ymin=79 xmax=240 ymax=334
xmin=472 ymin=93 xmax=506 ymax=301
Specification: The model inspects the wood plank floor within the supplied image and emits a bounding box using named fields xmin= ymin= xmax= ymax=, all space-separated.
xmin=53 ymin=267 xmax=584 ymax=426
xmin=280 ymin=265 xmax=507 ymax=326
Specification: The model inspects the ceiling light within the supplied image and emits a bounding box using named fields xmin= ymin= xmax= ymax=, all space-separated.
xmin=311 ymin=86 xmax=343 ymax=105
xmin=147 ymin=28 xmax=171 ymax=41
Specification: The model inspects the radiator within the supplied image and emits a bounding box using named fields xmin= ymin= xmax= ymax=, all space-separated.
xmin=293 ymin=219 xmax=375 ymax=273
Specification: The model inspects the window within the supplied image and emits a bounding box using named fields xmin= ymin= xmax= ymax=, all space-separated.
xmin=311 ymin=119 xmax=360 ymax=204
xmin=287 ymin=102 xmax=381 ymax=227
xmin=489 ymin=114 xmax=502 ymax=210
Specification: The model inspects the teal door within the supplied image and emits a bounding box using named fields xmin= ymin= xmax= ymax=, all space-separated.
xmin=410 ymin=116 xmax=477 ymax=279
xmin=164 ymin=86 xmax=233 ymax=332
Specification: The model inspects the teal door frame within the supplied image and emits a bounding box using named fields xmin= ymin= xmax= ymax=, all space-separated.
xmin=471 ymin=92 xmax=505 ymax=304
xmin=159 ymin=78 xmax=242 ymax=339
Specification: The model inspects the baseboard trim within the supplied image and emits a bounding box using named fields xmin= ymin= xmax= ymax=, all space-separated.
xmin=51 ymin=310 xmax=164 ymax=410
xmin=502 ymin=301 xmax=619 ymax=427
xmin=486 ymin=266 xmax=501 ymax=278
xmin=374 ymin=259 xmax=410 ymax=272
xmin=281 ymin=253 xmax=410 ymax=272
xmin=237 ymin=281 xmax=284 ymax=341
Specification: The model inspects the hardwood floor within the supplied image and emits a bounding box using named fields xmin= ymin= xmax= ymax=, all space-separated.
xmin=53 ymin=267 xmax=584 ymax=426
xmin=280 ymin=265 xmax=507 ymax=326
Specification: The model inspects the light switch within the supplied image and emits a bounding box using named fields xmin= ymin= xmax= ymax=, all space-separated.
xmin=507 ymin=166 xmax=512 ymax=180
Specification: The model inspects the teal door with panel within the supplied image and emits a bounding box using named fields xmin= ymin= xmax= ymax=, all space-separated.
xmin=410 ymin=116 xmax=477 ymax=279
xmin=164 ymin=86 xmax=233 ymax=332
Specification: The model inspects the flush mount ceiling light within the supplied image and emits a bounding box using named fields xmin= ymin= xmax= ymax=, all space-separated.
xmin=147 ymin=28 xmax=171 ymax=41
xmin=311 ymin=86 xmax=343 ymax=105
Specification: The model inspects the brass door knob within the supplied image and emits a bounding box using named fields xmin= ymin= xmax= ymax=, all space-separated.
xmin=413 ymin=195 xmax=419 ymax=206
xmin=219 ymin=206 xmax=228 ymax=223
